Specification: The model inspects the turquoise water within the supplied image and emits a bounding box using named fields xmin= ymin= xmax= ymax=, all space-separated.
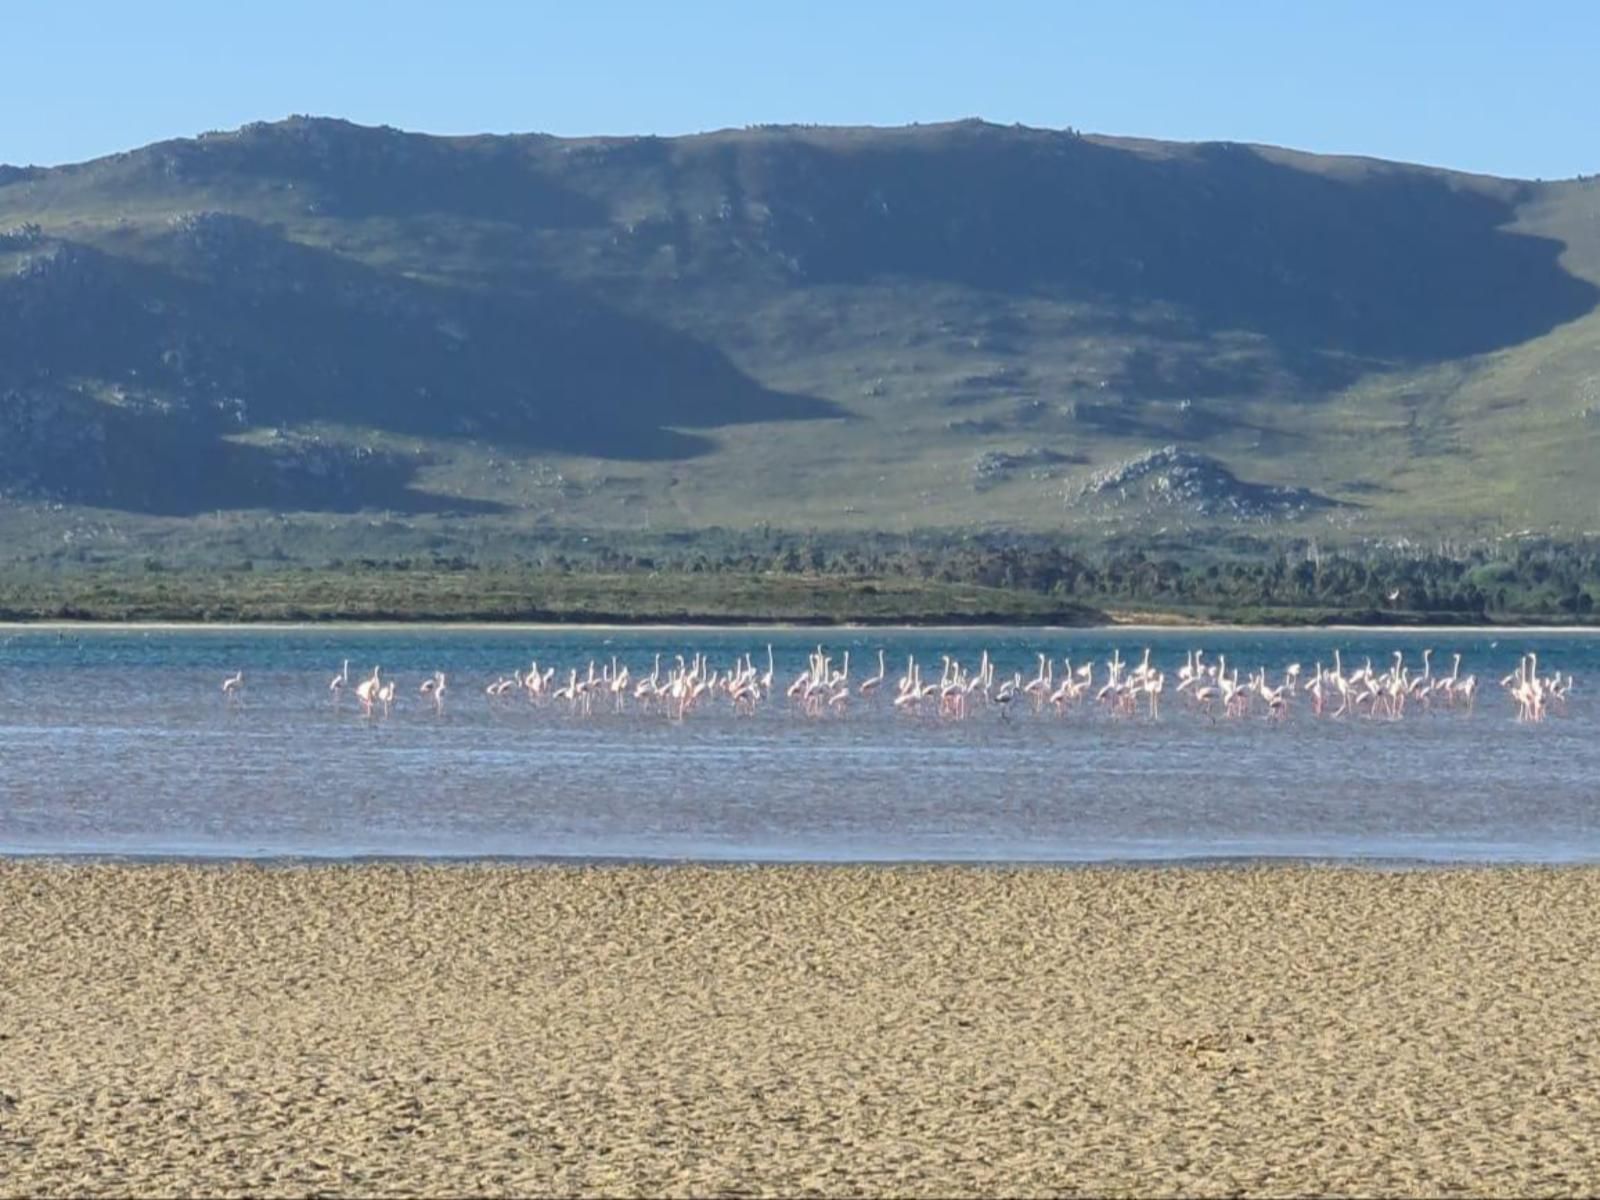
xmin=0 ymin=625 xmax=1594 ymax=863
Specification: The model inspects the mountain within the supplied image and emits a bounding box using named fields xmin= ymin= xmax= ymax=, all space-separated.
xmin=2 ymin=116 xmax=1598 ymax=546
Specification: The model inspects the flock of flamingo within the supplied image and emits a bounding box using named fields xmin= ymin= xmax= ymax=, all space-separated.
xmin=218 ymin=645 xmax=1576 ymax=725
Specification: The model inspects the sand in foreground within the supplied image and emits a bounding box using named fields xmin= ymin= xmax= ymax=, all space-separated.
xmin=3 ymin=863 xmax=1599 ymax=1197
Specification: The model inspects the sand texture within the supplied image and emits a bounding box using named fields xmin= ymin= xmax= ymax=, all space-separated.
xmin=3 ymin=863 xmax=1599 ymax=1197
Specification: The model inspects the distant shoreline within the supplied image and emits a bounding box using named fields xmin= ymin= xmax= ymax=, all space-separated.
xmin=4 ymin=563 xmax=1597 ymax=631
xmin=2 ymin=617 xmax=1596 ymax=634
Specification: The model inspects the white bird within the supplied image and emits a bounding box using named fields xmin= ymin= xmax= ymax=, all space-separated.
xmin=354 ymin=666 xmax=382 ymax=713
xmin=858 ymin=649 xmax=887 ymax=696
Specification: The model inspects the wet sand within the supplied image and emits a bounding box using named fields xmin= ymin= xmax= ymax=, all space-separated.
xmin=3 ymin=862 xmax=1599 ymax=1197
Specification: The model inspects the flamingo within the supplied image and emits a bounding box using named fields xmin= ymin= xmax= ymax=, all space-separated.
xmin=355 ymin=666 xmax=381 ymax=711
xmin=419 ymin=672 xmax=447 ymax=710
xmin=182 ymin=643 xmax=1576 ymax=729
xmin=858 ymin=649 xmax=887 ymax=696
xmin=1142 ymin=670 xmax=1165 ymax=719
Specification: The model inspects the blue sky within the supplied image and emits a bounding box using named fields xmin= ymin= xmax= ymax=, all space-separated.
xmin=3 ymin=0 xmax=1594 ymax=178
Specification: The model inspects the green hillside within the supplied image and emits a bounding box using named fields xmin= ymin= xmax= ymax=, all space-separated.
xmin=2 ymin=116 xmax=1597 ymax=557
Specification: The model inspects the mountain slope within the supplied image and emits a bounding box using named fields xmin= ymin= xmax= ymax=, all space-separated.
xmin=2 ymin=116 xmax=1597 ymax=539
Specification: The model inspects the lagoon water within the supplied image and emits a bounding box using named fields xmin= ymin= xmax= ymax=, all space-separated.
xmin=0 ymin=626 xmax=1594 ymax=864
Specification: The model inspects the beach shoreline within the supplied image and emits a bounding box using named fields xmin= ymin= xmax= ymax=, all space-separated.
xmin=3 ymin=618 xmax=1598 ymax=634
xmin=5 ymin=849 xmax=1599 ymax=869
xmin=5 ymin=860 xmax=1598 ymax=1197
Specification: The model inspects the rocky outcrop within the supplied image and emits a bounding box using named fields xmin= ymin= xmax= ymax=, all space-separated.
xmin=1072 ymin=445 xmax=1343 ymax=520
xmin=972 ymin=446 xmax=1084 ymax=490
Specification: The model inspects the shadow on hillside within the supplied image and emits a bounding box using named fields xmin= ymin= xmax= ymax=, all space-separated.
xmin=746 ymin=126 xmax=1598 ymax=365
xmin=0 ymin=223 xmax=841 ymax=512
xmin=0 ymin=384 xmax=504 ymax=516
xmin=152 ymin=438 xmax=507 ymax=518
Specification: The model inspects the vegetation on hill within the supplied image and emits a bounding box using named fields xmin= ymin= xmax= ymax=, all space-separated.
xmin=3 ymin=514 xmax=1595 ymax=625
xmin=2 ymin=116 xmax=1598 ymax=544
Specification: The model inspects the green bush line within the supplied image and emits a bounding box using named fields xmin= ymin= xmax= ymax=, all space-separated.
xmin=0 ymin=571 xmax=1106 ymax=626
xmin=1 ymin=556 xmax=1596 ymax=626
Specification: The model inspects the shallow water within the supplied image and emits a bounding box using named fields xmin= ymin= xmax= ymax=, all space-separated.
xmin=0 ymin=626 xmax=1593 ymax=863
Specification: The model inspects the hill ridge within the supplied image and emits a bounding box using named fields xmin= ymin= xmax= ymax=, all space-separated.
xmin=2 ymin=116 xmax=1598 ymax=541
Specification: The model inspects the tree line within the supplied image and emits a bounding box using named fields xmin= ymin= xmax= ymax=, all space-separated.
xmin=366 ymin=531 xmax=1600 ymax=619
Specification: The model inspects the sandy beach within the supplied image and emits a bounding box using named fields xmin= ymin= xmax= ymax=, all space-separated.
xmin=3 ymin=863 xmax=1598 ymax=1197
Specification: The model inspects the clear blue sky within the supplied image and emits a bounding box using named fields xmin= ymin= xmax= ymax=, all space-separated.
xmin=4 ymin=0 xmax=1594 ymax=179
